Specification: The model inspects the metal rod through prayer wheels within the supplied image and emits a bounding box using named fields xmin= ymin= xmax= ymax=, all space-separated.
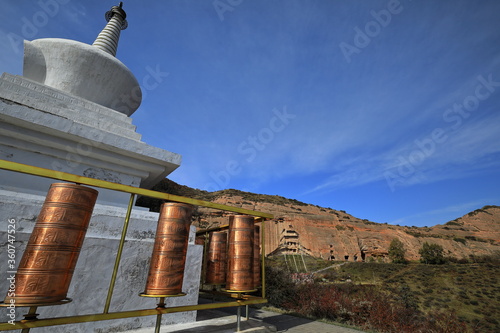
xmin=4 ymin=183 xmax=98 ymax=305
xmin=205 ymin=231 xmax=227 ymax=285
xmin=253 ymin=225 xmax=261 ymax=289
xmin=226 ymin=215 xmax=255 ymax=292
xmin=142 ymin=202 xmax=194 ymax=296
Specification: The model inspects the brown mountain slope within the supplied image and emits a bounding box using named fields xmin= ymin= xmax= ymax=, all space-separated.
xmin=136 ymin=179 xmax=500 ymax=261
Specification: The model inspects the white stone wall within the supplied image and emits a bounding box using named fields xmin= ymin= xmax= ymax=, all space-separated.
xmin=0 ymin=73 xmax=181 ymax=204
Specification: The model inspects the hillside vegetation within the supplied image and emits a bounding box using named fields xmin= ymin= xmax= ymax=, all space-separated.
xmin=136 ymin=178 xmax=314 ymax=211
xmin=266 ymin=256 xmax=500 ymax=333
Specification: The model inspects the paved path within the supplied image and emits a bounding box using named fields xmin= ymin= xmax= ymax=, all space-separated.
xmin=124 ymin=297 xmax=366 ymax=332
xmin=197 ymin=300 xmax=365 ymax=333
xmin=311 ymin=262 xmax=347 ymax=275
xmin=251 ymin=308 xmax=366 ymax=333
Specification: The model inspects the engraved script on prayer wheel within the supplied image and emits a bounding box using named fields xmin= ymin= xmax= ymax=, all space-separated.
xmin=226 ymin=215 xmax=254 ymax=292
xmin=205 ymin=231 xmax=227 ymax=285
xmin=4 ymin=183 xmax=98 ymax=305
xmin=143 ymin=202 xmax=193 ymax=296
xmin=253 ymin=225 xmax=261 ymax=289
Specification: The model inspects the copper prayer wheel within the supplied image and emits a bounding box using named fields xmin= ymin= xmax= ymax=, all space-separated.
xmin=4 ymin=183 xmax=98 ymax=305
xmin=226 ymin=215 xmax=254 ymax=292
xmin=253 ymin=225 xmax=261 ymax=289
xmin=143 ymin=202 xmax=194 ymax=296
xmin=205 ymin=231 xmax=227 ymax=285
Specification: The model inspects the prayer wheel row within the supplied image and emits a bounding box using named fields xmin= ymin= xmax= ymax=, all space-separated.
xmin=2 ymin=183 xmax=196 ymax=305
xmin=2 ymin=182 xmax=261 ymax=306
xmin=204 ymin=215 xmax=261 ymax=291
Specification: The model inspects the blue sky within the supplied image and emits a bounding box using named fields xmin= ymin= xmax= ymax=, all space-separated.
xmin=1 ymin=0 xmax=499 ymax=227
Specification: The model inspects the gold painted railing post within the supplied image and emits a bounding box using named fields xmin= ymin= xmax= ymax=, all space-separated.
xmin=154 ymin=297 xmax=165 ymax=333
xmin=103 ymin=193 xmax=135 ymax=313
xmin=20 ymin=306 xmax=37 ymax=333
xmin=201 ymin=232 xmax=208 ymax=287
xmin=236 ymin=305 xmax=241 ymax=332
xmin=261 ymin=219 xmax=266 ymax=299
xmin=154 ymin=313 xmax=162 ymax=333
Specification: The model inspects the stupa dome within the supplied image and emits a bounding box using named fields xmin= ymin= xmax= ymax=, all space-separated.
xmin=22 ymin=2 xmax=141 ymax=116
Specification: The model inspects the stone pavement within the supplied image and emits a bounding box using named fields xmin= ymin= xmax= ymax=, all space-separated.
xmin=123 ymin=297 xmax=366 ymax=333
xmin=254 ymin=310 xmax=365 ymax=332
xmin=197 ymin=305 xmax=365 ymax=333
xmin=121 ymin=314 xmax=275 ymax=333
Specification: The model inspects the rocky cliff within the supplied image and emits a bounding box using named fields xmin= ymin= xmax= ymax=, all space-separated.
xmin=136 ymin=179 xmax=500 ymax=262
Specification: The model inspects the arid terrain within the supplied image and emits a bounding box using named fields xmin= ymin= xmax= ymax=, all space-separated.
xmin=137 ymin=179 xmax=500 ymax=262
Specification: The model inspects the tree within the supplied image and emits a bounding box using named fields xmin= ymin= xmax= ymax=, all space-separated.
xmin=388 ymin=238 xmax=407 ymax=264
xmin=419 ymin=242 xmax=445 ymax=264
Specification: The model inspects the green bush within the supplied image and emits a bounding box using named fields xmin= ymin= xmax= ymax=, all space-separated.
xmin=419 ymin=242 xmax=446 ymax=265
xmin=388 ymin=238 xmax=407 ymax=264
xmin=445 ymin=220 xmax=462 ymax=226
xmin=453 ymin=237 xmax=467 ymax=244
xmin=265 ymin=266 xmax=297 ymax=308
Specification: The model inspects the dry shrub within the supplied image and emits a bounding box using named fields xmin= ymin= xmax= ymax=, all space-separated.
xmin=267 ymin=270 xmax=470 ymax=333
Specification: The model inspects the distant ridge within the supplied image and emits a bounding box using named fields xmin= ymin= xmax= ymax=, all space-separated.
xmin=136 ymin=178 xmax=312 ymax=211
xmin=136 ymin=179 xmax=500 ymax=262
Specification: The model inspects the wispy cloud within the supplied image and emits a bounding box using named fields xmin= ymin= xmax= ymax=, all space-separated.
xmin=305 ymin=117 xmax=500 ymax=195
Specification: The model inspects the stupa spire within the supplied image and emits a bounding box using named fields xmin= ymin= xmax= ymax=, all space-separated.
xmin=92 ymin=2 xmax=128 ymax=56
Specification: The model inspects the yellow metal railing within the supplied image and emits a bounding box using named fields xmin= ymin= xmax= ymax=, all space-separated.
xmin=0 ymin=159 xmax=273 ymax=332
xmin=0 ymin=160 xmax=273 ymax=218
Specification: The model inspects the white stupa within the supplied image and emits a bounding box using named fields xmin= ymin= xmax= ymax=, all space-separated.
xmin=0 ymin=2 xmax=181 ymax=203
xmin=0 ymin=3 xmax=202 ymax=332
